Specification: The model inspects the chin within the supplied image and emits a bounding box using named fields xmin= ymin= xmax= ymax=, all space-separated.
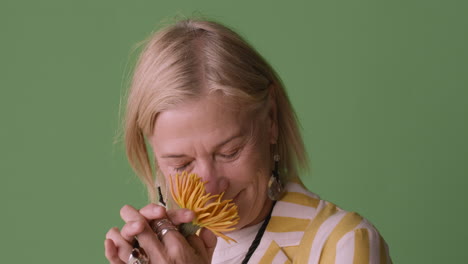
xmin=232 ymin=189 xmax=267 ymax=229
xmin=231 ymin=196 xmax=249 ymax=228
xmin=234 ymin=204 xmax=259 ymax=229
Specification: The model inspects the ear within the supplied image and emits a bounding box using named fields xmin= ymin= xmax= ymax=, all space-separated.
xmin=268 ymin=85 xmax=279 ymax=144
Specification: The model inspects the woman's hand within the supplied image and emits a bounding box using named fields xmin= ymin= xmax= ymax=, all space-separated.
xmin=104 ymin=204 xmax=217 ymax=264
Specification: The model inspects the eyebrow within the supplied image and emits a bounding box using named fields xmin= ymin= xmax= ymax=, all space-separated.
xmin=160 ymin=154 xmax=188 ymax=159
xmin=160 ymin=133 xmax=244 ymax=159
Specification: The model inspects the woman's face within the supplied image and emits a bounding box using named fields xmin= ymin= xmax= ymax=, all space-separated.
xmin=148 ymin=93 xmax=277 ymax=229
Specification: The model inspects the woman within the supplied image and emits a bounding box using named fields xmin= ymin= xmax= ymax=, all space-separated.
xmin=105 ymin=19 xmax=392 ymax=264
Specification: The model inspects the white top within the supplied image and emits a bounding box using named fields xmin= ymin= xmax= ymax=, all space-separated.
xmin=211 ymin=221 xmax=264 ymax=264
xmin=210 ymin=182 xmax=392 ymax=263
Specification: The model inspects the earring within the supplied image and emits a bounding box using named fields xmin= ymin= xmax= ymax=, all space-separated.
xmin=157 ymin=186 xmax=167 ymax=207
xmin=268 ymin=153 xmax=284 ymax=200
xmin=157 ymin=176 xmax=168 ymax=208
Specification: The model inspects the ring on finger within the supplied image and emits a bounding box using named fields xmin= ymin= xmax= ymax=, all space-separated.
xmin=150 ymin=218 xmax=176 ymax=232
xmin=157 ymin=226 xmax=179 ymax=240
xmin=150 ymin=218 xmax=179 ymax=240
xmin=152 ymin=219 xmax=172 ymax=228
xmin=127 ymin=240 xmax=149 ymax=264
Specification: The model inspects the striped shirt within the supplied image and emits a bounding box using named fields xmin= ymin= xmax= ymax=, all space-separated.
xmin=215 ymin=181 xmax=392 ymax=264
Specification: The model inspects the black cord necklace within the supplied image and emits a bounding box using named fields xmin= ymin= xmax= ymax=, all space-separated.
xmin=241 ymin=201 xmax=277 ymax=264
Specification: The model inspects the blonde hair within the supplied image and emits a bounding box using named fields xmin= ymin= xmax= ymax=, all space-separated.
xmin=123 ymin=19 xmax=308 ymax=202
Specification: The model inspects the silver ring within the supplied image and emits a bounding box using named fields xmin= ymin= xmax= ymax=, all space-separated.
xmin=155 ymin=218 xmax=172 ymax=228
xmin=151 ymin=218 xmax=176 ymax=232
xmin=150 ymin=218 xmax=179 ymax=240
xmin=127 ymin=247 xmax=149 ymax=264
xmin=157 ymin=226 xmax=179 ymax=240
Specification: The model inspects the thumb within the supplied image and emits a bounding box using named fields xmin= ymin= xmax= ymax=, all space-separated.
xmin=199 ymin=228 xmax=217 ymax=258
xmin=186 ymin=228 xmax=217 ymax=262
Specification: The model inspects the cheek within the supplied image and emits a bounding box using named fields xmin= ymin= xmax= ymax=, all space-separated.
xmin=225 ymin=150 xmax=271 ymax=188
xmin=233 ymin=142 xmax=271 ymax=181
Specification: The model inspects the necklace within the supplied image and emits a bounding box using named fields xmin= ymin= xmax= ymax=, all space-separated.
xmin=241 ymin=201 xmax=277 ymax=264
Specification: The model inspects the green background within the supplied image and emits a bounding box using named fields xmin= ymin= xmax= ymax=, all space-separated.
xmin=2 ymin=0 xmax=467 ymax=263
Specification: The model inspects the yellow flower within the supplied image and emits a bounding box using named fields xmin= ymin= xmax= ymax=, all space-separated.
xmin=169 ymin=171 xmax=240 ymax=243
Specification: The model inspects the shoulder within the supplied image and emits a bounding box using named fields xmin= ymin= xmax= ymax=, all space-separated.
xmin=272 ymin=182 xmax=392 ymax=263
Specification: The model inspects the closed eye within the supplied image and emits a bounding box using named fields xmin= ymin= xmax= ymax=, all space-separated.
xmin=218 ymin=149 xmax=240 ymax=159
xmin=174 ymin=162 xmax=191 ymax=172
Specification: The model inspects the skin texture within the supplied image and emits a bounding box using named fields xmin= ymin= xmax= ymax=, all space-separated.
xmin=151 ymin=93 xmax=277 ymax=229
xmin=105 ymin=93 xmax=277 ymax=263
xmin=105 ymin=204 xmax=216 ymax=264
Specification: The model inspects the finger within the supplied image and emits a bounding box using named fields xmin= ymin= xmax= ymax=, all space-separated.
xmin=139 ymin=204 xmax=195 ymax=226
xmin=104 ymin=239 xmax=125 ymax=264
xmin=120 ymin=221 xmax=145 ymax=242
xmin=120 ymin=205 xmax=171 ymax=261
xmin=186 ymin=235 xmax=209 ymax=261
xmin=139 ymin=203 xmax=166 ymax=221
xmin=150 ymin=219 xmax=210 ymax=263
xmin=166 ymin=209 xmax=195 ymax=225
xmin=199 ymin=228 xmax=217 ymax=260
xmin=134 ymin=221 xmax=169 ymax=261
xmin=105 ymin=227 xmax=132 ymax=262
xmin=120 ymin=205 xmax=146 ymax=223
xmin=160 ymin=230 xmax=198 ymax=262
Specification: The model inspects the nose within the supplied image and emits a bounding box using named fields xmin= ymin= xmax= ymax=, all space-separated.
xmin=196 ymin=160 xmax=229 ymax=195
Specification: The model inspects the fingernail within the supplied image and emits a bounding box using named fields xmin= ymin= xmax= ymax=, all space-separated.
xmin=153 ymin=206 xmax=162 ymax=214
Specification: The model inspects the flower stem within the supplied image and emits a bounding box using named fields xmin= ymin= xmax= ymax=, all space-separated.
xmin=179 ymin=222 xmax=201 ymax=237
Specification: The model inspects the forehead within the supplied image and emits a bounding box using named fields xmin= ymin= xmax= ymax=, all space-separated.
xmin=149 ymin=94 xmax=256 ymax=152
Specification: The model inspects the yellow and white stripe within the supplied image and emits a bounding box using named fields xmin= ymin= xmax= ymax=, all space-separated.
xmin=248 ymin=182 xmax=392 ymax=264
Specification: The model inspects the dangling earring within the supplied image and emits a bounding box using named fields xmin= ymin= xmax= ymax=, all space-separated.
xmin=268 ymin=152 xmax=284 ymax=200
xmin=157 ymin=185 xmax=167 ymax=207
xmin=156 ymin=176 xmax=168 ymax=207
